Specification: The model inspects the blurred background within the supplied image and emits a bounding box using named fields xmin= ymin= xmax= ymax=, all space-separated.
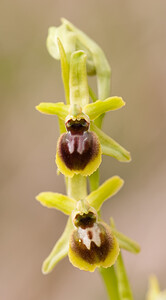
xmin=1 ymin=0 xmax=166 ymax=299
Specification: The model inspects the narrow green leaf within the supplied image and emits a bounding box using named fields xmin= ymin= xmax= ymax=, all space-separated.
xmin=69 ymin=51 xmax=89 ymax=108
xmin=36 ymin=102 xmax=69 ymax=119
xmin=36 ymin=192 xmax=76 ymax=215
xmin=83 ymin=97 xmax=125 ymax=120
xmin=91 ymin=122 xmax=131 ymax=162
xmin=116 ymin=252 xmax=134 ymax=300
xmin=110 ymin=224 xmax=140 ymax=254
xmin=86 ymin=176 xmax=124 ymax=211
xmin=57 ymin=38 xmax=70 ymax=104
xmin=42 ymin=217 xmax=73 ymax=274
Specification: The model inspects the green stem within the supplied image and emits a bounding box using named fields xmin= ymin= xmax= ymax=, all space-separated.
xmin=116 ymin=252 xmax=134 ymax=300
xmin=99 ymin=266 xmax=120 ymax=300
xmin=67 ymin=174 xmax=87 ymax=200
xmin=89 ymin=169 xmax=100 ymax=192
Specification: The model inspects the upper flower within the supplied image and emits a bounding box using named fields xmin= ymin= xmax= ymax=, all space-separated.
xmin=56 ymin=113 xmax=102 ymax=177
xmin=36 ymin=49 xmax=131 ymax=177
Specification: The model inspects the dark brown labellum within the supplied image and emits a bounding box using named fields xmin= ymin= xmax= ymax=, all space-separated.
xmin=70 ymin=222 xmax=113 ymax=265
xmin=58 ymin=130 xmax=99 ymax=171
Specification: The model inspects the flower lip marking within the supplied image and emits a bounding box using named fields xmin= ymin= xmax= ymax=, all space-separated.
xmin=77 ymin=223 xmax=101 ymax=250
xmin=57 ymin=116 xmax=100 ymax=172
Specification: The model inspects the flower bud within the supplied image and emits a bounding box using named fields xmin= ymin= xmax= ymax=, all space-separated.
xmin=46 ymin=25 xmax=76 ymax=60
xmin=56 ymin=116 xmax=101 ymax=177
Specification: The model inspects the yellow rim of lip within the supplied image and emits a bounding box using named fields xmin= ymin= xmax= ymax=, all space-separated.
xmin=68 ymin=223 xmax=119 ymax=272
xmin=55 ymin=135 xmax=102 ymax=178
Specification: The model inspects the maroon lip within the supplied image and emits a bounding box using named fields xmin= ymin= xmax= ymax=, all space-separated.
xmin=58 ymin=131 xmax=99 ymax=171
xmin=70 ymin=223 xmax=113 ymax=264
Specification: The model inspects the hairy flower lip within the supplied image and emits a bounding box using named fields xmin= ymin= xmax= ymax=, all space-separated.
xmin=56 ymin=130 xmax=101 ymax=177
xmin=68 ymin=221 xmax=119 ymax=272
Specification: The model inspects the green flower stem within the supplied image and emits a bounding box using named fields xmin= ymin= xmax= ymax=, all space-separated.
xmin=67 ymin=174 xmax=87 ymax=200
xmin=89 ymin=169 xmax=100 ymax=192
xmin=87 ymin=57 xmax=132 ymax=297
xmin=99 ymin=266 xmax=120 ymax=300
xmin=116 ymin=252 xmax=134 ymax=300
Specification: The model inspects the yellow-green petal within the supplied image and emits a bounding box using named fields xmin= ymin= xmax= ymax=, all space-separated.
xmin=86 ymin=176 xmax=124 ymax=211
xmin=91 ymin=122 xmax=131 ymax=162
xmin=36 ymin=192 xmax=76 ymax=215
xmin=83 ymin=97 xmax=125 ymax=120
xmin=42 ymin=217 xmax=73 ymax=274
xmin=36 ymin=102 xmax=69 ymax=119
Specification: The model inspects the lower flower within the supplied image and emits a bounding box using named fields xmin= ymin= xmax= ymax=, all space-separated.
xmin=68 ymin=211 xmax=119 ymax=272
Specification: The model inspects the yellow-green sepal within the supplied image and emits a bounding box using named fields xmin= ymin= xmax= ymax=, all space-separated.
xmin=86 ymin=176 xmax=124 ymax=211
xmin=36 ymin=102 xmax=69 ymax=119
xmin=57 ymin=38 xmax=70 ymax=104
xmin=42 ymin=217 xmax=74 ymax=274
xmin=110 ymin=218 xmax=140 ymax=254
xmin=83 ymin=97 xmax=125 ymax=120
xmin=91 ymin=122 xmax=131 ymax=162
xmin=36 ymin=192 xmax=76 ymax=215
